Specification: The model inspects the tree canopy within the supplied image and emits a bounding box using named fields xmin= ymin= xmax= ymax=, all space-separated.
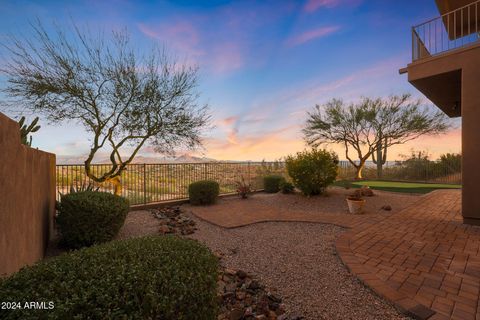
xmin=1 ymin=22 xmax=210 ymax=193
xmin=303 ymin=94 xmax=450 ymax=179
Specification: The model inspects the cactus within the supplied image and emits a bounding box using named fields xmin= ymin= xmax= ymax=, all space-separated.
xmin=372 ymin=136 xmax=388 ymax=178
xmin=18 ymin=116 xmax=41 ymax=146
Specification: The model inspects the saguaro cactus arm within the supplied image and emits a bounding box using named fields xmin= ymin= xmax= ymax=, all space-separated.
xmin=18 ymin=116 xmax=41 ymax=146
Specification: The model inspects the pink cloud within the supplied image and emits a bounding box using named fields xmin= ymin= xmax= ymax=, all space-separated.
xmin=303 ymin=0 xmax=362 ymax=13
xmin=221 ymin=116 xmax=239 ymax=126
xmin=139 ymin=21 xmax=245 ymax=75
xmin=211 ymin=42 xmax=244 ymax=74
xmin=286 ymin=26 xmax=340 ymax=47
xmin=304 ymin=0 xmax=340 ymax=12
xmin=138 ymin=22 xmax=204 ymax=58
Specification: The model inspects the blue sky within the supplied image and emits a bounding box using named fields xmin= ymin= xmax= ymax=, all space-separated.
xmin=0 ymin=0 xmax=461 ymax=161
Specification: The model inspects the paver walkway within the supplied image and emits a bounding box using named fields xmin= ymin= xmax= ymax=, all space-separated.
xmin=337 ymin=189 xmax=479 ymax=320
xmin=189 ymin=189 xmax=477 ymax=320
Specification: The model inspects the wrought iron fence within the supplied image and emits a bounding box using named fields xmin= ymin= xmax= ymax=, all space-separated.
xmin=56 ymin=162 xmax=286 ymax=205
xmin=412 ymin=0 xmax=480 ymax=61
xmin=337 ymin=160 xmax=461 ymax=185
xmin=56 ymin=159 xmax=460 ymax=205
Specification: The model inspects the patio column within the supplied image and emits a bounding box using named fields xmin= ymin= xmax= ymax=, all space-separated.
xmin=461 ymin=65 xmax=480 ymax=225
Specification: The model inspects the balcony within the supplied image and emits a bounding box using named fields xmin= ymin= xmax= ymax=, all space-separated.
xmin=412 ymin=0 xmax=480 ymax=61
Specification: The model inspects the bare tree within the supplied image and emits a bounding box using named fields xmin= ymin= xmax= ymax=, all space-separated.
xmin=1 ymin=22 xmax=210 ymax=194
xmin=303 ymin=95 xmax=450 ymax=179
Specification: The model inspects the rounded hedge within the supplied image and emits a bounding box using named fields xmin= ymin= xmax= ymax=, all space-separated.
xmin=0 ymin=236 xmax=218 ymax=320
xmin=56 ymin=191 xmax=129 ymax=249
xmin=286 ymin=149 xmax=338 ymax=196
xmin=280 ymin=181 xmax=295 ymax=194
xmin=263 ymin=175 xmax=285 ymax=193
xmin=188 ymin=180 xmax=220 ymax=205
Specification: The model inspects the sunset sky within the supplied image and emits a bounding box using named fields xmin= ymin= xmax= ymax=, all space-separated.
xmin=0 ymin=0 xmax=462 ymax=162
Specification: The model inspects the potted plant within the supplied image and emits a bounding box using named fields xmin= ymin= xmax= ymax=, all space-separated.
xmin=235 ymin=175 xmax=253 ymax=199
xmin=346 ymin=189 xmax=366 ymax=214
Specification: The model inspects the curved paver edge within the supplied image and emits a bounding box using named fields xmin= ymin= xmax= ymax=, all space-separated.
xmin=187 ymin=192 xmax=442 ymax=319
xmin=335 ymin=232 xmax=437 ymax=320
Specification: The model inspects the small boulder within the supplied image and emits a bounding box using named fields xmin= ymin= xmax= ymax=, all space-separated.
xmin=248 ymin=280 xmax=261 ymax=290
xmin=158 ymin=225 xmax=172 ymax=234
xmin=229 ymin=307 xmax=245 ymax=320
xmin=236 ymin=290 xmax=246 ymax=300
xmin=381 ymin=205 xmax=392 ymax=211
xmin=268 ymin=310 xmax=277 ymax=320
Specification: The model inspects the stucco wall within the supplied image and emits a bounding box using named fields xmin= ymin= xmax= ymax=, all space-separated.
xmin=406 ymin=45 xmax=480 ymax=225
xmin=0 ymin=112 xmax=56 ymax=277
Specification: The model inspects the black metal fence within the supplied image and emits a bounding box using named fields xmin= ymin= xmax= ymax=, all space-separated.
xmin=56 ymin=162 xmax=286 ymax=205
xmin=337 ymin=160 xmax=461 ymax=185
xmin=56 ymin=159 xmax=461 ymax=206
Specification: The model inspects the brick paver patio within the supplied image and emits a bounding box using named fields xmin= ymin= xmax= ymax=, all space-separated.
xmin=189 ymin=189 xmax=477 ymax=319
xmin=337 ymin=189 xmax=480 ymax=320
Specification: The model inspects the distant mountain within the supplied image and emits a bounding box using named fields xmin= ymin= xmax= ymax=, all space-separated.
xmin=56 ymin=154 xmax=218 ymax=165
xmin=173 ymin=154 xmax=217 ymax=163
xmin=56 ymin=155 xmax=88 ymax=165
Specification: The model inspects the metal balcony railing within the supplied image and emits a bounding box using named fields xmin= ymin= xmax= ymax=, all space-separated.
xmin=412 ymin=0 xmax=480 ymax=61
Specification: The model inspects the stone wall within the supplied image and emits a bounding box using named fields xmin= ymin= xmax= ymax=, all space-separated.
xmin=0 ymin=112 xmax=56 ymax=276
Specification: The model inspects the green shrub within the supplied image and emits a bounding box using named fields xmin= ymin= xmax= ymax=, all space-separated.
xmin=286 ymin=149 xmax=338 ymax=196
xmin=188 ymin=180 xmax=220 ymax=205
xmin=280 ymin=181 xmax=295 ymax=194
xmin=0 ymin=236 xmax=218 ymax=320
xmin=56 ymin=191 xmax=129 ymax=249
xmin=263 ymin=175 xmax=285 ymax=193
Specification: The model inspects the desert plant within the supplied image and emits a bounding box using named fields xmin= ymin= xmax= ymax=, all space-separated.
xmin=359 ymin=185 xmax=374 ymax=196
xmin=68 ymin=181 xmax=100 ymax=194
xmin=280 ymin=181 xmax=295 ymax=194
xmin=235 ymin=175 xmax=253 ymax=199
xmin=2 ymin=22 xmax=210 ymax=195
xmin=349 ymin=189 xmax=364 ymax=200
xmin=438 ymin=153 xmax=461 ymax=174
xmin=337 ymin=180 xmax=352 ymax=189
xmin=263 ymin=175 xmax=285 ymax=193
xmin=17 ymin=116 xmax=40 ymax=146
xmin=56 ymin=191 xmax=129 ymax=249
xmin=188 ymin=180 xmax=220 ymax=205
xmin=303 ymin=95 xmax=450 ymax=179
xmin=0 ymin=236 xmax=218 ymax=320
xmin=286 ymin=149 xmax=338 ymax=196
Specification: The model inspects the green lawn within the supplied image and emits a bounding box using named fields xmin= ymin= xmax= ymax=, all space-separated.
xmin=334 ymin=180 xmax=461 ymax=194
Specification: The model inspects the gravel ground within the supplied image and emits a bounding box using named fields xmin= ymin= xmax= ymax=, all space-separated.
xmin=117 ymin=209 xmax=412 ymax=319
xmin=116 ymin=210 xmax=162 ymax=240
xmin=117 ymin=188 xmax=420 ymax=320
xmin=185 ymin=214 xmax=411 ymax=320
xmin=48 ymin=187 xmax=418 ymax=319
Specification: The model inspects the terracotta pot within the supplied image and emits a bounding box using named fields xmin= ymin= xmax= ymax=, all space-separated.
xmin=346 ymin=197 xmax=366 ymax=214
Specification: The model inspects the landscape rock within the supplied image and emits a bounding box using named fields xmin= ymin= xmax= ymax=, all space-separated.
xmin=150 ymin=206 xmax=197 ymax=235
xmin=158 ymin=225 xmax=173 ymax=234
xmin=381 ymin=205 xmax=392 ymax=211
xmin=237 ymin=270 xmax=247 ymax=279
xmin=360 ymin=186 xmax=374 ymax=197
xmin=229 ymin=307 xmax=245 ymax=320
xmin=217 ymin=265 xmax=303 ymax=320
xmin=152 ymin=208 xmax=305 ymax=320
